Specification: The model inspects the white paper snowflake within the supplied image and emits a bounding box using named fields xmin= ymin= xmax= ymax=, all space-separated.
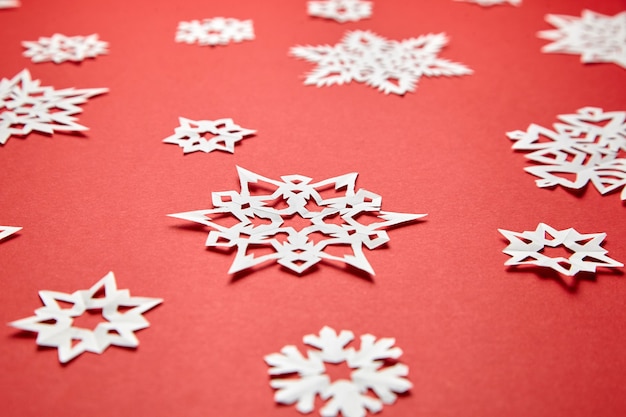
xmin=507 ymin=107 xmax=626 ymax=201
xmin=22 ymin=34 xmax=108 ymax=64
xmin=0 ymin=225 xmax=21 ymax=241
xmin=175 ymin=17 xmax=254 ymax=46
xmin=163 ymin=117 xmax=256 ymax=154
xmin=168 ymin=166 xmax=425 ymax=275
xmin=9 ymin=272 xmax=162 ymax=363
xmin=291 ymin=30 xmax=472 ymax=95
xmin=0 ymin=69 xmax=108 ymax=145
xmin=454 ymin=0 xmax=520 ymax=6
xmin=265 ymin=326 xmax=412 ymax=417
xmin=308 ymin=0 xmax=372 ymax=23
xmin=499 ymin=223 xmax=623 ymax=276
xmin=0 ymin=0 xmax=19 ymax=8
xmin=538 ymin=10 xmax=626 ymax=68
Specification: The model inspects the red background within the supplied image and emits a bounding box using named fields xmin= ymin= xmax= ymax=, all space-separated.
xmin=1 ymin=0 xmax=625 ymax=416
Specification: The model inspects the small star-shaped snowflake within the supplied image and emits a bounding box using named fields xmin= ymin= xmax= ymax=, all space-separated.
xmin=0 ymin=0 xmax=19 ymax=8
xmin=9 ymin=272 xmax=162 ymax=363
xmin=22 ymin=34 xmax=108 ymax=64
xmin=308 ymin=0 xmax=372 ymax=23
xmin=538 ymin=10 xmax=626 ymax=68
xmin=175 ymin=17 xmax=254 ymax=46
xmin=290 ymin=30 xmax=472 ymax=95
xmin=0 ymin=225 xmax=21 ymax=241
xmin=163 ymin=117 xmax=256 ymax=154
xmin=454 ymin=0 xmax=520 ymax=6
xmin=0 ymin=69 xmax=108 ymax=145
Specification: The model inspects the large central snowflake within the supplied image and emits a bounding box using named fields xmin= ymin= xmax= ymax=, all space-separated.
xmin=265 ymin=326 xmax=412 ymax=417
xmin=168 ymin=167 xmax=425 ymax=275
xmin=290 ymin=30 xmax=472 ymax=95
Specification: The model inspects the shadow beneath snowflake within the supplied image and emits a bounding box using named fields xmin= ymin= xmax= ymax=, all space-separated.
xmin=505 ymin=265 xmax=623 ymax=293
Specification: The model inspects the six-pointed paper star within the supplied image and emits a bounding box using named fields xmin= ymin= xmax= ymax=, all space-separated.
xmin=0 ymin=225 xmax=21 ymax=241
xmin=163 ymin=117 xmax=256 ymax=154
xmin=9 ymin=272 xmax=162 ymax=363
xmin=22 ymin=33 xmax=108 ymax=64
xmin=168 ymin=166 xmax=425 ymax=275
xmin=307 ymin=0 xmax=372 ymax=23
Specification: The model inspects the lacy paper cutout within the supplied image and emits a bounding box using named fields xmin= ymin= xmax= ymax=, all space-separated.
xmin=308 ymin=0 xmax=372 ymax=23
xmin=499 ymin=223 xmax=623 ymax=276
xmin=507 ymin=107 xmax=626 ymax=201
xmin=0 ymin=69 xmax=108 ymax=145
xmin=0 ymin=0 xmax=19 ymax=8
xmin=265 ymin=326 xmax=412 ymax=417
xmin=0 ymin=226 xmax=21 ymax=241
xmin=175 ymin=17 xmax=254 ymax=46
xmin=9 ymin=272 xmax=162 ymax=363
xmin=454 ymin=0 xmax=520 ymax=6
xmin=290 ymin=30 xmax=472 ymax=95
xmin=538 ymin=10 xmax=626 ymax=68
xmin=163 ymin=117 xmax=256 ymax=154
xmin=22 ymin=34 xmax=108 ymax=64
xmin=168 ymin=167 xmax=425 ymax=275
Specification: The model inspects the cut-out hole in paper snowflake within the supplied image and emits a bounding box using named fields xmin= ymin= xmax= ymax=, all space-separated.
xmin=0 ymin=0 xmax=19 ymax=8
xmin=308 ymin=0 xmax=372 ymax=23
xmin=9 ymin=272 xmax=162 ymax=363
xmin=290 ymin=30 xmax=472 ymax=95
xmin=0 ymin=69 xmax=108 ymax=145
xmin=0 ymin=225 xmax=21 ymax=241
xmin=168 ymin=166 xmax=425 ymax=275
xmin=265 ymin=326 xmax=412 ymax=417
xmin=507 ymin=107 xmax=626 ymax=201
xmin=175 ymin=17 xmax=254 ymax=46
xmin=22 ymin=34 xmax=108 ymax=64
xmin=454 ymin=0 xmax=520 ymax=6
xmin=163 ymin=117 xmax=256 ymax=154
xmin=538 ymin=10 xmax=626 ymax=68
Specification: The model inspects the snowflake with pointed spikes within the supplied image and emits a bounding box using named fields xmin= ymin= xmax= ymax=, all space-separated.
xmin=265 ymin=326 xmax=412 ymax=417
xmin=22 ymin=34 xmax=108 ymax=64
xmin=538 ymin=10 xmax=626 ymax=68
xmin=454 ymin=0 xmax=520 ymax=6
xmin=507 ymin=107 xmax=626 ymax=201
xmin=0 ymin=0 xmax=19 ymax=8
xmin=290 ymin=30 xmax=472 ymax=95
xmin=168 ymin=167 xmax=425 ymax=275
xmin=0 ymin=225 xmax=21 ymax=241
xmin=9 ymin=272 xmax=162 ymax=363
xmin=163 ymin=117 xmax=256 ymax=154
xmin=308 ymin=0 xmax=372 ymax=23
xmin=0 ymin=69 xmax=108 ymax=145
xmin=175 ymin=17 xmax=254 ymax=46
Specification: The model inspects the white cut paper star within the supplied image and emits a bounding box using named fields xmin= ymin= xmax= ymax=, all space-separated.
xmin=0 ymin=225 xmax=21 ymax=241
xmin=308 ymin=0 xmax=372 ymax=23
xmin=0 ymin=0 xmax=19 ymax=8
xmin=265 ymin=326 xmax=412 ymax=417
xmin=499 ymin=223 xmax=623 ymax=276
xmin=538 ymin=10 xmax=626 ymax=68
xmin=163 ymin=117 xmax=256 ymax=154
xmin=22 ymin=34 xmax=108 ymax=64
xmin=175 ymin=17 xmax=254 ymax=46
xmin=168 ymin=166 xmax=425 ymax=275
xmin=454 ymin=0 xmax=520 ymax=6
xmin=291 ymin=30 xmax=472 ymax=95
xmin=0 ymin=69 xmax=108 ymax=145
xmin=9 ymin=272 xmax=162 ymax=363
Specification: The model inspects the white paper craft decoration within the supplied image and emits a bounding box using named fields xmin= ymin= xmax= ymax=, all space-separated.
xmin=454 ymin=0 xmax=521 ymax=6
xmin=175 ymin=17 xmax=254 ymax=46
xmin=308 ymin=0 xmax=372 ymax=23
xmin=0 ymin=0 xmax=19 ymax=9
xmin=0 ymin=226 xmax=21 ymax=241
xmin=163 ymin=117 xmax=256 ymax=154
xmin=22 ymin=34 xmax=108 ymax=64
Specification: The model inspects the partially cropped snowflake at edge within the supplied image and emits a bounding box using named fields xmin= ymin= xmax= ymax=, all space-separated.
xmin=307 ymin=0 xmax=373 ymax=23
xmin=454 ymin=0 xmax=521 ymax=6
xmin=175 ymin=17 xmax=254 ymax=46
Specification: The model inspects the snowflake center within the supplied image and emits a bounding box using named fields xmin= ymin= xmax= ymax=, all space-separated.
xmin=540 ymin=244 xmax=575 ymax=261
xmin=323 ymin=360 xmax=354 ymax=383
xmin=279 ymin=213 xmax=315 ymax=232
xmin=71 ymin=308 xmax=107 ymax=332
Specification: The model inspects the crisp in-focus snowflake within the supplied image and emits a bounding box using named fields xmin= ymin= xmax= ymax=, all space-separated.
xmin=308 ymin=0 xmax=372 ymax=23
xmin=507 ymin=107 xmax=626 ymax=201
xmin=163 ymin=117 xmax=256 ymax=154
xmin=0 ymin=225 xmax=21 ymax=241
xmin=175 ymin=17 xmax=254 ymax=46
xmin=0 ymin=69 xmax=108 ymax=145
xmin=168 ymin=166 xmax=425 ymax=275
xmin=22 ymin=34 xmax=108 ymax=64
xmin=499 ymin=223 xmax=623 ymax=277
xmin=454 ymin=0 xmax=520 ymax=6
xmin=538 ymin=10 xmax=626 ymax=68
xmin=9 ymin=272 xmax=162 ymax=363
xmin=290 ymin=30 xmax=472 ymax=95
xmin=265 ymin=326 xmax=412 ymax=417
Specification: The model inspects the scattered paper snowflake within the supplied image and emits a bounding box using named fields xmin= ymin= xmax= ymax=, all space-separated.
xmin=9 ymin=272 xmax=162 ymax=363
xmin=454 ymin=0 xmax=520 ymax=6
xmin=0 ymin=225 xmax=21 ymax=241
xmin=0 ymin=0 xmax=19 ymax=8
xmin=0 ymin=69 xmax=108 ymax=145
xmin=163 ymin=117 xmax=256 ymax=154
xmin=290 ymin=30 xmax=472 ymax=95
xmin=175 ymin=17 xmax=254 ymax=46
xmin=168 ymin=166 xmax=425 ymax=275
xmin=499 ymin=223 xmax=623 ymax=277
xmin=265 ymin=326 xmax=412 ymax=417
xmin=507 ymin=107 xmax=626 ymax=201
xmin=308 ymin=0 xmax=372 ymax=23
xmin=538 ymin=10 xmax=626 ymax=68
xmin=22 ymin=34 xmax=108 ymax=64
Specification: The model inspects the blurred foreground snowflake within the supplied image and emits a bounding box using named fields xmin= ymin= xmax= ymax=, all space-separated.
xmin=308 ymin=0 xmax=372 ymax=23
xmin=175 ymin=17 xmax=254 ymax=46
xmin=0 ymin=0 xmax=19 ymax=8
xmin=22 ymin=34 xmax=108 ymax=63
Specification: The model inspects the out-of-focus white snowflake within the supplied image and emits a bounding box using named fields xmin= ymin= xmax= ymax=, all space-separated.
xmin=499 ymin=223 xmax=623 ymax=277
xmin=265 ymin=326 xmax=412 ymax=417
xmin=0 ymin=226 xmax=21 ymax=241
xmin=0 ymin=0 xmax=19 ymax=8
xmin=9 ymin=272 xmax=162 ymax=363
xmin=454 ymin=0 xmax=520 ymax=6
xmin=22 ymin=34 xmax=108 ymax=64
xmin=163 ymin=117 xmax=256 ymax=154
xmin=0 ymin=69 xmax=108 ymax=145
xmin=175 ymin=17 xmax=254 ymax=46
xmin=168 ymin=166 xmax=425 ymax=275
xmin=290 ymin=30 xmax=472 ymax=95
xmin=507 ymin=107 xmax=626 ymax=201
xmin=538 ymin=10 xmax=626 ymax=68
xmin=308 ymin=0 xmax=372 ymax=23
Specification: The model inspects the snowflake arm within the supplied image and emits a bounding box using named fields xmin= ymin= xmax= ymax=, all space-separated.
xmin=0 ymin=225 xmax=21 ymax=241
xmin=0 ymin=0 xmax=19 ymax=8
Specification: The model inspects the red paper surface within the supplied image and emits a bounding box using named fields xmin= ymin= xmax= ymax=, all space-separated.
xmin=1 ymin=1 xmax=625 ymax=416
